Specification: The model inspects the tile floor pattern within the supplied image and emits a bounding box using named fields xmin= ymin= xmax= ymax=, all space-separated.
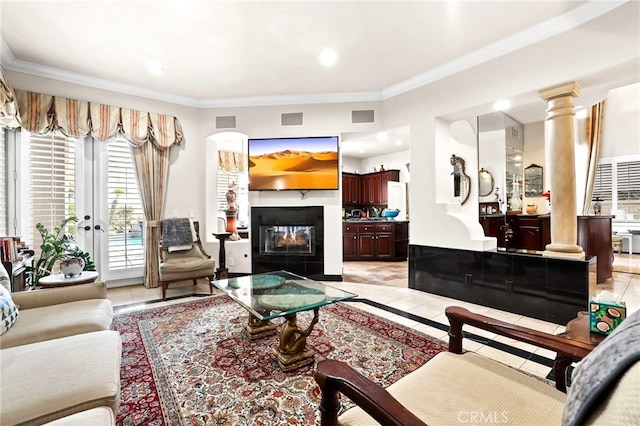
xmin=108 ymin=253 xmax=640 ymax=383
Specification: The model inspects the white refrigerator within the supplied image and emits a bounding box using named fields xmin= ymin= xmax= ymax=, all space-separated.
xmin=387 ymin=181 xmax=407 ymax=221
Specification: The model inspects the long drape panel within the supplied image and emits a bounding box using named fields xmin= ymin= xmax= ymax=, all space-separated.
xmin=123 ymin=110 xmax=183 ymax=288
xmin=582 ymin=100 xmax=606 ymax=215
xmin=131 ymin=137 xmax=170 ymax=288
xmin=13 ymin=89 xmax=183 ymax=288
xmin=0 ymin=68 xmax=20 ymax=128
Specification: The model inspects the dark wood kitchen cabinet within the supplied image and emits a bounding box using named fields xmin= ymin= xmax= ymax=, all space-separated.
xmin=342 ymin=170 xmax=399 ymax=207
xmin=342 ymin=173 xmax=362 ymax=205
xmin=342 ymin=223 xmax=358 ymax=258
xmin=343 ymin=221 xmax=408 ymax=261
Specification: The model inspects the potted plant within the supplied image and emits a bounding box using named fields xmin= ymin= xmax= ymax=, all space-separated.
xmin=27 ymin=216 xmax=96 ymax=285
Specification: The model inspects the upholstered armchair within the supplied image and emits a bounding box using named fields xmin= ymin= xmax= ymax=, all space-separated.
xmin=315 ymin=306 xmax=640 ymax=426
xmin=159 ymin=220 xmax=215 ymax=299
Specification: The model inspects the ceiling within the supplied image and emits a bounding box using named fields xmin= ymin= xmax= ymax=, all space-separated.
xmin=1 ymin=1 xmax=639 ymax=159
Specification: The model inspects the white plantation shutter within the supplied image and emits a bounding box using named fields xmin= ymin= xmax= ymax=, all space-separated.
xmin=616 ymin=160 xmax=640 ymax=216
xmin=107 ymin=138 xmax=144 ymax=270
xmin=593 ymin=163 xmax=613 ymax=214
xmin=27 ymin=133 xmax=77 ymax=253
xmin=217 ymin=169 xmax=239 ymax=211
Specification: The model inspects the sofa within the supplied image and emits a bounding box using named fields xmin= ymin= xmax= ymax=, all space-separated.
xmin=315 ymin=306 xmax=640 ymax=425
xmin=0 ymin=264 xmax=121 ymax=425
xmin=0 ymin=281 xmax=113 ymax=349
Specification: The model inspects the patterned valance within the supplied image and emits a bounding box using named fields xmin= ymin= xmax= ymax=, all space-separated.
xmin=218 ymin=150 xmax=247 ymax=172
xmin=0 ymin=69 xmax=20 ymax=129
xmin=14 ymin=89 xmax=183 ymax=148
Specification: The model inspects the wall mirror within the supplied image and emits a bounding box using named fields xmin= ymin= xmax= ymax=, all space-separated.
xmin=450 ymin=154 xmax=470 ymax=205
xmin=478 ymin=168 xmax=494 ymax=197
xmin=524 ymin=164 xmax=543 ymax=196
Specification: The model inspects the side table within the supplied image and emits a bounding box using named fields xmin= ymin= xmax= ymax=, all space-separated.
xmin=554 ymin=311 xmax=605 ymax=391
xmin=39 ymin=271 xmax=100 ymax=288
xmin=212 ymin=232 xmax=232 ymax=279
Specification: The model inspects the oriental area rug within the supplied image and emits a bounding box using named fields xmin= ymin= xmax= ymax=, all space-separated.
xmin=112 ymin=295 xmax=448 ymax=426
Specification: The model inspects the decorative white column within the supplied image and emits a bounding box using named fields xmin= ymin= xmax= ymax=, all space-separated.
xmin=539 ymin=82 xmax=584 ymax=259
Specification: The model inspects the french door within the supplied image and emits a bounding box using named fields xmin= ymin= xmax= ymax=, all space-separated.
xmin=17 ymin=131 xmax=144 ymax=283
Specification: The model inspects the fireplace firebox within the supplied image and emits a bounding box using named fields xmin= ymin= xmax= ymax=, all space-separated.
xmin=251 ymin=206 xmax=324 ymax=279
xmin=260 ymin=225 xmax=315 ymax=255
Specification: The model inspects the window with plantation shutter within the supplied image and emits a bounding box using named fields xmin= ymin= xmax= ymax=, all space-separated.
xmin=217 ymin=168 xmax=249 ymax=229
xmin=26 ymin=133 xmax=77 ymax=255
xmin=616 ymin=160 xmax=640 ymax=217
xmin=593 ymin=163 xmax=613 ymax=214
xmin=107 ymin=138 xmax=144 ymax=270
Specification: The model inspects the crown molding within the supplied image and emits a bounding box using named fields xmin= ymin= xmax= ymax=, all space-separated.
xmin=1 ymin=0 xmax=627 ymax=108
xmin=198 ymin=91 xmax=382 ymax=108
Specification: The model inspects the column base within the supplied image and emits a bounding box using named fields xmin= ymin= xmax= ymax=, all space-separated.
xmin=543 ymin=245 xmax=585 ymax=260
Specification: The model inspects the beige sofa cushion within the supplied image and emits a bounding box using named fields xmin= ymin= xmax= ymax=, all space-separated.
xmin=0 ymin=298 xmax=113 ymax=349
xmin=339 ymin=352 xmax=566 ymax=426
xmin=0 ymin=330 xmax=122 ymax=426
xmin=43 ymin=407 xmax=115 ymax=425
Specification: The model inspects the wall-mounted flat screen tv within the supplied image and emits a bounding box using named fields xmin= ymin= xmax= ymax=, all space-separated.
xmin=248 ymin=136 xmax=339 ymax=191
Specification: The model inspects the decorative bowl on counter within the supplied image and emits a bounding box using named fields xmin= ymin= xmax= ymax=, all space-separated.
xmin=382 ymin=210 xmax=400 ymax=220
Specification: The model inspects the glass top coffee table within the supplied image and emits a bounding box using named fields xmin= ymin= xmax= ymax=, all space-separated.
xmin=213 ymin=270 xmax=357 ymax=371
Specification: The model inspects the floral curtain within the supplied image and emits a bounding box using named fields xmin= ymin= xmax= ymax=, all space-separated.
xmin=14 ymin=89 xmax=184 ymax=288
xmin=582 ymin=100 xmax=606 ymax=215
xmin=218 ymin=150 xmax=246 ymax=172
xmin=0 ymin=68 xmax=20 ymax=128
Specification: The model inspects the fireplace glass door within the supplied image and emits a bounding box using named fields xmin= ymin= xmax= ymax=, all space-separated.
xmin=260 ymin=225 xmax=315 ymax=255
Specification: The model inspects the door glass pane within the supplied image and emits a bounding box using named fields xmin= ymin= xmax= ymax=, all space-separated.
xmin=107 ymin=138 xmax=144 ymax=271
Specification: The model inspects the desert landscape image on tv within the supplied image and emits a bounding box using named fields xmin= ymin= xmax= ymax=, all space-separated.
xmin=248 ymin=136 xmax=339 ymax=190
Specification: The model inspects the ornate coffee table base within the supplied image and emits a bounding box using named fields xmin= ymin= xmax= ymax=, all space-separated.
xmin=271 ymin=346 xmax=315 ymax=372
xmin=243 ymin=314 xmax=277 ymax=340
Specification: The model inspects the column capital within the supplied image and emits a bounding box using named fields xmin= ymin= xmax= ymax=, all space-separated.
xmin=539 ymin=81 xmax=582 ymax=101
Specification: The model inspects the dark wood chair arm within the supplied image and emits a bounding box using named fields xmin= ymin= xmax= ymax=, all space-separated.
xmin=314 ymin=359 xmax=427 ymax=426
xmin=446 ymin=306 xmax=592 ymax=360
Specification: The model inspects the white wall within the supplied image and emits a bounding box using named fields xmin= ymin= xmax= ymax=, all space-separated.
xmin=601 ymin=83 xmax=640 ymax=159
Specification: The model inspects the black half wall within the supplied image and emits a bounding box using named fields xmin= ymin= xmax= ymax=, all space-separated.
xmin=409 ymin=245 xmax=595 ymax=325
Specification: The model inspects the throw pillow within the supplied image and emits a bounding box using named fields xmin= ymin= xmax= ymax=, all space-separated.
xmin=0 ymin=283 xmax=19 ymax=335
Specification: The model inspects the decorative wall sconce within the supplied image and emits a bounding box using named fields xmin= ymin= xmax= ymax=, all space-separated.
xmin=450 ymin=154 xmax=470 ymax=205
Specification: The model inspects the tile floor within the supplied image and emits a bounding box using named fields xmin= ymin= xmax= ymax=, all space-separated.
xmin=108 ymin=252 xmax=640 ymax=382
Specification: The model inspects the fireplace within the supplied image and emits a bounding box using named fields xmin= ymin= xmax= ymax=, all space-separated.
xmin=251 ymin=206 xmax=324 ymax=279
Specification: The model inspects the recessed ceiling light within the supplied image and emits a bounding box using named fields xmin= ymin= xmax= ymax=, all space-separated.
xmin=395 ymin=139 xmax=402 ymax=145
xmin=493 ymin=99 xmax=511 ymax=111
xmin=147 ymin=62 xmax=165 ymax=76
xmin=319 ymin=48 xmax=338 ymax=67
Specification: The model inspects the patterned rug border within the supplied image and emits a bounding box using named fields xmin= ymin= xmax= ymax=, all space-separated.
xmin=112 ymin=294 xmax=449 ymax=425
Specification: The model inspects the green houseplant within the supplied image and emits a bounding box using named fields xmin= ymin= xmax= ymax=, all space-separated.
xmin=28 ymin=216 xmax=96 ymax=285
